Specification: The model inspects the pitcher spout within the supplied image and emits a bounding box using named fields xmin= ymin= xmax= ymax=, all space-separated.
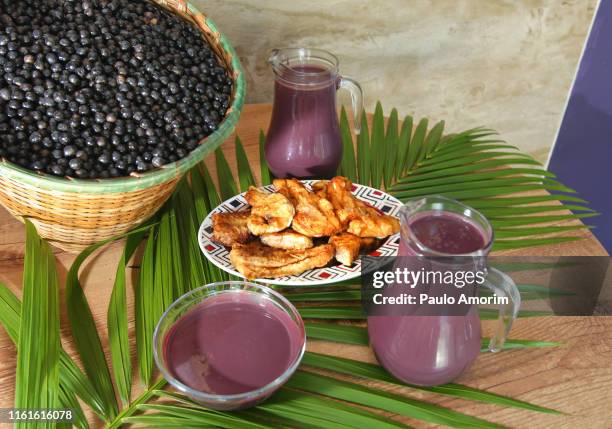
xmin=399 ymin=198 xmax=426 ymax=225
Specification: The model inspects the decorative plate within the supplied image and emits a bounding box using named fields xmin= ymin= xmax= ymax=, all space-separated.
xmin=198 ymin=180 xmax=402 ymax=286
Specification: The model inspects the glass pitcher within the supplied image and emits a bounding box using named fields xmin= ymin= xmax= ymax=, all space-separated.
xmin=265 ymin=48 xmax=363 ymax=179
xmin=367 ymin=196 xmax=520 ymax=386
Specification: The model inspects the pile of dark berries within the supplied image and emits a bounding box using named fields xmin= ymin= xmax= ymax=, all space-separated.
xmin=0 ymin=0 xmax=233 ymax=179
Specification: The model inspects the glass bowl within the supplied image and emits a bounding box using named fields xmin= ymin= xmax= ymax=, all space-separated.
xmin=153 ymin=281 xmax=306 ymax=410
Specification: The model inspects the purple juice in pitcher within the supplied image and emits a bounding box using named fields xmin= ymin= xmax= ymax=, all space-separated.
xmin=405 ymin=211 xmax=487 ymax=255
xmin=265 ymin=64 xmax=342 ymax=179
xmin=368 ymin=211 xmax=490 ymax=386
xmin=163 ymin=292 xmax=304 ymax=395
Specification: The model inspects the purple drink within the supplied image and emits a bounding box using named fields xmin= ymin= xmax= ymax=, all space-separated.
xmin=407 ymin=212 xmax=486 ymax=255
xmin=265 ymin=64 xmax=342 ymax=179
xmin=154 ymin=282 xmax=306 ymax=410
xmin=368 ymin=204 xmax=492 ymax=386
xmin=164 ymin=292 xmax=303 ymax=395
xmin=368 ymin=306 xmax=483 ymax=386
xmin=266 ymin=48 xmax=363 ymax=179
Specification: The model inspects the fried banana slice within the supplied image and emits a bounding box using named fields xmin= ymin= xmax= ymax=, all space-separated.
xmin=329 ymin=233 xmax=361 ymax=266
xmin=324 ymin=176 xmax=360 ymax=226
xmin=230 ymin=242 xmax=334 ymax=279
xmin=211 ymin=210 xmax=252 ymax=247
xmin=245 ymin=186 xmax=295 ymax=235
xmin=273 ymin=178 xmax=341 ymax=237
xmin=261 ymin=230 xmax=313 ymax=250
xmin=347 ymin=214 xmax=400 ymax=238
xmin=311 ymin=180 xmax=328 ymax=198
xmin=326 ymin=176 xmax=400 ymax=238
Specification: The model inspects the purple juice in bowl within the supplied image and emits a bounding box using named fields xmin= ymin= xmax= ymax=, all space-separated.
xmin=154 ymin=281 xmax=306 ymax=410
xmin=367 ymin=196 xmax=503 ymax=387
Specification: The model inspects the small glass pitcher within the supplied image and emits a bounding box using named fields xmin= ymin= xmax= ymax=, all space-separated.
xmin=367 ymin=196 xmax=520 ymax=386
xmin=266 ymin=48 xmax=363 ymax=179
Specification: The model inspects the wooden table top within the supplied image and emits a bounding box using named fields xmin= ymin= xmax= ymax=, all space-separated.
xmin=0 ymin=103 xmax=610 ymax=429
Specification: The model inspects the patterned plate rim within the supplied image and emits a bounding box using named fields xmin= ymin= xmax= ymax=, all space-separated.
xmin=198 ymin=180 xmax=402 ymax=286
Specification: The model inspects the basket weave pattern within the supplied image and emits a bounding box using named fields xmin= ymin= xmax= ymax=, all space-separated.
xmin=0 ymin=0 xmax=245 ymax=252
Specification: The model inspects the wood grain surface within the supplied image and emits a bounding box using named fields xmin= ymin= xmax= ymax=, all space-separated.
xmin=0 ymin=104 xmax=610 ymax=429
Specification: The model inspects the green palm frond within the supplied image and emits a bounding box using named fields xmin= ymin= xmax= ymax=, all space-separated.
xmin=15 ymin=221 xmax=61 ymax=429
xmin=301 ymin=352 xmax=559 ymax=414
xmin=336 ymin=104 xmax=595 ymax=250
xmin=108 ymin=230 xmax=146 ymax=406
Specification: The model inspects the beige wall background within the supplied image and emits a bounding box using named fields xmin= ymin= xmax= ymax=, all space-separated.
xmin=194 ymin=0 xmax=597 ymax=162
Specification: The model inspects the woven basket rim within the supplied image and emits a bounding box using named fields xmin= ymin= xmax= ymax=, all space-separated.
xmin=0 ymin=0 xmax=245 ymax=194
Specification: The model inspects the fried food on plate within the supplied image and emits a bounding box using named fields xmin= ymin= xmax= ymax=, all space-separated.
xmin=208 ymin=176 xmax=399 ymax=280
xmin=326 ymin=176 xmax=400 ymax=238
xmin=261 ymin=230 xmax=313 ymax=250
xmin=230 ymin=242 xmax=334 ymax=279
xmin=347 ymin=214 xmax=400 ymax=238
xmin=311 ymin=180 xmax=328 ymax=198
xmin=273 ymin=178 xmax=341 ymax=237
xmin=329 ymin=233 xmax=361 ymax=266
xmin=324 ymin=176 xmax=359 ymax=226
xmin=211 ymin=210 xmax=252 ymax=247
xmin=244 ymin=186 xmax=295 ymax=235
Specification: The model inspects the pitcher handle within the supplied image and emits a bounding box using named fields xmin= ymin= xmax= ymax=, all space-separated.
xmin=480 ymin=267 xmax=521 ymax=352
xmin=339 ymin=77 xmax=364 ymax=135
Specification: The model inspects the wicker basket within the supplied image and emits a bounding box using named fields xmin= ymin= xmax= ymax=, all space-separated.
xmin=0 ymin=0 xmax=245 ymax=253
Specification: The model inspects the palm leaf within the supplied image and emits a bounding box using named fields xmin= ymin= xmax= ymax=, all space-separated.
xmin=371 ymin=102 xmax=385 ymax=188
xmin=58 ymin=385 xmax=89 ymax=429
xmin=303 ymin=321 xmax=558 ymax=352
xmin=305 ymin=322 xmax=368 ymax=345
xmin=342 ymin=105 xmax=597 ymax=247
xmin=0 ymin=285 xmax=92 ymax=428
xmin=288 ymin=370 xmax=505 ymax=428
xmin=383 ymin=108 xmax=399 ymax=186
xmin=396 ymin=115 xmax=413 ymax=176
xmin=493 ymin=236 xmax=584 ymax=251
xmin=405 ymin=118 xmax=428 ymax=170
xmin=489 ymin=212 xmax=598 ymax=228
xmin=189 ymin=164 xmax=211 ymax=222
xmin=287 ymin=289 xmax=361 ymax=302
xmin=134 ymin=227 xmax=156 ymax=387
xmin=264 ymin=388 xmax=410 ymax=429
xmin=174 ymin=180 xmax=207 ymax=288
xmin=235 ymin=136 xmax=256 ymax=191
xmin=259 ymin=130 xmax=272 ymax=185
xmin=14 ymin=221 xmax=61 ymax=429
xmin=135 ymin=404 xmax=268 ymax=429
xmin=105 ymin=379 xmax=167 ymax=429
xmin=199 ymin=163 xmax=222 ymax=210
xmin=482 ymin=205 xmax=592 ymax=217
xmin=299 ymin=305 xmax=548 ymax=320
xmin=152 ymin=389 xmax=409 ymax=429
xmin=108 ymin=231 xmax=145 ymax=406
xmin=357 ymin=113 xmax=370 ymax=184
xmin=392 ymin=158 xmax=544 ymax=184
xmin=214 ymin=147 xmax=238 ymax=199
xmin=298 ymin=306 xmax=365 ymax=319
xmin=169 ymin=195 xmax=188 ymax=298
xmin=302 ymin=352 xmax=560 ymax=414
xmin=421 ymin=120 xmax=445 ymax=161
xmin=65 ymin=242 xmax=119 ymax=420
xmin=339 ymin=107 xmax=358 ymax=182
xmin=65 ymin=224 xmax=154 ymax=419
xmin=191 ymin=164 xmax=228 ymax=283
